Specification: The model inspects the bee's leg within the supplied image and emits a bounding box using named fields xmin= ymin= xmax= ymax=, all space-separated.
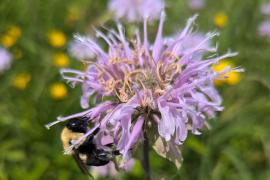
xmin=77 ymin=139 xmax=95 ymax=154
xmin=87 ymin=127 xmax=100 ymax=141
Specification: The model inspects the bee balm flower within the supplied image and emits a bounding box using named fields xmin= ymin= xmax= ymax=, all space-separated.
xmin=0 ymin=47 xmax=12 ymax=73
xmin=187 ymin=0 xmax=205 ymax=10
xmin=258 ymin=21 xmax=270 ymax=37
xmin=109 ymin=0 xmax=164 ymax=22
xmin=261 ymin=3 xmax=270 ymax=15
xmin=46 ymin=13 xmax=243 ymax=169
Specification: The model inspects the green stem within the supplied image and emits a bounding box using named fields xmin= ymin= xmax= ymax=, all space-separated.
xmin=142 ymin=131 xmax=151 ymax=180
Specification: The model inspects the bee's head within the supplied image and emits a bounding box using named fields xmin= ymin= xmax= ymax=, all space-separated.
xmin=66 ymin=118 xmax=88 ymax=133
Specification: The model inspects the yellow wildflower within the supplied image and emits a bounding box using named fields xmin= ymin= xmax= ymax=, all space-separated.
xmin=49 ymin=83 xmax=68 ymax=99
xmin=48 ymin=30 xmax=66 ymax=48
xmin=212 ymin=60 xmax=241 ymax=86
xmin=53 ymin=53 xmax=69 ymax=67
xmin=1 ymin=25 xmax=22 ymax=48
xmin=214 ymin=12 xmax=228 ymax=28
xmin=66 ymin=6 xmax=81 ymax=24
xmin=226 ymin=71 xmax=241 ymax=85
xmin=7 ymin=25 xmax=22 ymax=38
xmin=12 ymin=73 xmax=31 ymax=90
xmin=1 ymin=35 xmax=17 ymax=48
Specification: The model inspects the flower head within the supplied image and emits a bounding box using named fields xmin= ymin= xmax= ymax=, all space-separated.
xmin=0 ymin=47 xmax=12 ymax=73
xmin=7 ymin=25 xmax=22 ymax=38
xmin=258 ymin=20 xmax=270 ymax=37
xmin=49 ymin=82 xmax=68 ymax=99
xmin=187 ymin=0 xmax=205 ymax=10
xmin=46 ymin=13 xmax=243 ymax=168
xmin=1 ymin=25 xmax=22 ymax=48
xmin=261 ymin=3 xmax=270 ymax=15
xmin=214 ymin=12 xmax=228 ymax=28
xmin=52 ymin=52 xmax=70 ymax=68
xmin=12 ymin=73 xmax=31 ymax=90
xmin=109 ymin=0 xmax=164 ymax=22
xmin=48 ymin=30 xmax=66 ymax=48
xmin=66 ymin=6 xmax=81 ymax=24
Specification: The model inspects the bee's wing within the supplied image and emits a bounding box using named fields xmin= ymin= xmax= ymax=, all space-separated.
xmin=72 ymin=149 xmax=94 ymax=179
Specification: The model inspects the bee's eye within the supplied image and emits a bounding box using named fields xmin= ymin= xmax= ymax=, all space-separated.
xmin=66 ymin=119 xmax=87 ymax=133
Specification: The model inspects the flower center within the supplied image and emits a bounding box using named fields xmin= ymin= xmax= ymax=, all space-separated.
xmin=96 ymin=51 xmax=182 ymax=103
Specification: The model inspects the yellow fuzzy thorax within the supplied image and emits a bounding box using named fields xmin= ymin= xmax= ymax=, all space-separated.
xmin=61 ymin=127 xmax=84 ymax=154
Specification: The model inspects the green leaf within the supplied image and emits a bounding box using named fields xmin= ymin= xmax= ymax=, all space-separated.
xmin=153 ymin=137 xmax=183 ymax=169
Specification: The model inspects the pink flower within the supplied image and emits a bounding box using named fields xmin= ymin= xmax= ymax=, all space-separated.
xmin=0 ymin=47 xmax=12 ymax=73
xmin=258 ymin=21 xmax=270 ymax=37
xmin=261 ymin=3 xmax=270 ymax=15
xmin=109 ymin=0 xmax=164 ymax=22
xmin=46 ymin=13 xmax=243 ymax=169
xmin=91 ymin=159 xmax=134 ymax=177
xmin=187 ymin=0 xmax=205 ymax=10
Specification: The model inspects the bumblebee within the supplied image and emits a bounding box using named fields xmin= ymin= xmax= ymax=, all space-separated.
xmin=61 ymin=118 xmax=120 ymax=176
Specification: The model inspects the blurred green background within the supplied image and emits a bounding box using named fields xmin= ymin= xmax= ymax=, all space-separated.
xmin=0 ymin=0 xmax=270 ymax=179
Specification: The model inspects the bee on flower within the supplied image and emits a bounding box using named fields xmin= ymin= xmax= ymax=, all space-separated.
xmin=46 ymin=12 xmax=243 ymax=172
